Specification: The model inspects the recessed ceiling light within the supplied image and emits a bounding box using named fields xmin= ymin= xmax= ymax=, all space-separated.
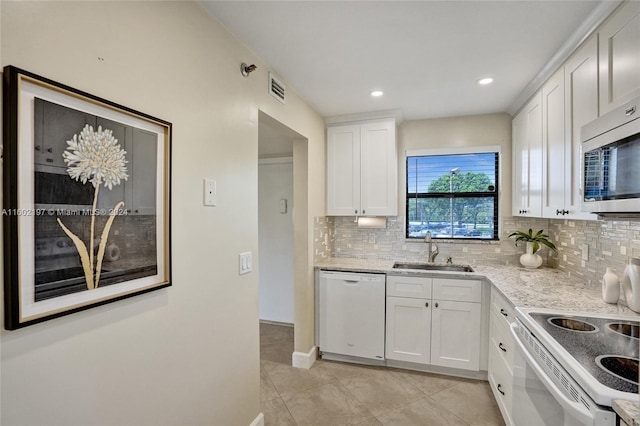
xmin=478 ymin=77 xmax=494 ymax=85
xmin=370 ymin=90 xmax=384 ymax=97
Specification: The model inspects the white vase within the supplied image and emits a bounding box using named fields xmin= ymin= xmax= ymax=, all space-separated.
xmin=602 ymin=267 xmax=619 ymax=304
xmin=622 ymin=262 xmax=640 ymax=313
xmin=520 ymin=241 xmax=543 ymax=269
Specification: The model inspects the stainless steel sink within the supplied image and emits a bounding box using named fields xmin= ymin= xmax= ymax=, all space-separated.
xmin=392 ymin=262 xmax=474 ymax=272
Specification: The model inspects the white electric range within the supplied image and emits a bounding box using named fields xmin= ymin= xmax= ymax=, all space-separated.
xmin=511 ymin=308 xmax=640 ymax=426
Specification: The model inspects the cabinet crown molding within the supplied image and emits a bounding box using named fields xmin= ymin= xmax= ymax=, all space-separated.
xmin=325 ymin=109 xmax=403 ymax=126
xmin=508 ymin=0 xmax=623 ymax=117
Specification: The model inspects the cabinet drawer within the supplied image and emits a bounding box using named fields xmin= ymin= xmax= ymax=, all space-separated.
xmin=491 ymin=287 xmax=515 ymax=326
xmin=432 ymin=278 xmax=481 ymax=303
xmin=387 ymin=275 xmax=432 ymax=298
xmin=490 ymin=310 xmax=515 ymax=373
xmin=488 ymin=344 xmax=513 ymax=425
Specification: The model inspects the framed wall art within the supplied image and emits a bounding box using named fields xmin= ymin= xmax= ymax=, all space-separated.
xmin=3 ymin=66 xmax=172 ymax=330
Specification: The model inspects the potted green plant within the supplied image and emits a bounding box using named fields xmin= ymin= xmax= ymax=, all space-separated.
xmin=508 ymin=229 xmax=557 ymax=269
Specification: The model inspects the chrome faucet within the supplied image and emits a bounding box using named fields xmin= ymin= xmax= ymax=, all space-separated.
xmin=424 ymin=231 xmax=439 ymax=263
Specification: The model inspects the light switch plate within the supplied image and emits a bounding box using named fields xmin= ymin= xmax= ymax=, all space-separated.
xmin=204 ymin=178 xmax=216 ymax=207
xmin=239 ymin=252 xmax=252 ymax=275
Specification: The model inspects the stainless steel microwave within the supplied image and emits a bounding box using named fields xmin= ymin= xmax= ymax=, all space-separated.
xmin=34 ymin=164 xmax=94 ymax=212
xmin=581 ymin=96 xmax=640 ymax=214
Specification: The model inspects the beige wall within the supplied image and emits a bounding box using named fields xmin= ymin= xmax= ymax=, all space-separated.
xmin=398 ymin=113 xmax=513 ymax=219
xmin=0 ymin=2 xmax=324 ymax=425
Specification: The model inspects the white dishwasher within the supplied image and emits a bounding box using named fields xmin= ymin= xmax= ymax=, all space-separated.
xmin=319 ymin=270 xmax=385 ymax=362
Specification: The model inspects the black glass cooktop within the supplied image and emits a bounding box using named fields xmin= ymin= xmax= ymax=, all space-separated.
xmin=530 ymin=313 xmax=639 ymax=394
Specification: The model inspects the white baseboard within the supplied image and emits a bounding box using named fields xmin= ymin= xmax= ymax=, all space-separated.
xmin=249 ymin=412 xmax=264 ymax=426
xmin=292 ymin=346 xmax=317 ymax=369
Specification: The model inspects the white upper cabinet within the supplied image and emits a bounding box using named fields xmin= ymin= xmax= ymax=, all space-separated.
xmin=327 ymin=119 xmax=397 ymax=216
xmin=327 ymin=124 xmax=360 ymax=215
xmin=96 ymin=119 xmax=157 ymax=215
xmin=541 ymin=43 xmax=599 ymax=221
xmin=598 ymin=0 xmax=640 ymax=115
xmin=541 ymin=69 xmax=566 ymax=218
xmin=563 ymin=36 xmax=599 ymax=220
xmin=515 ymin=0 xmax=640 ymax=220
xmin=512 ymin=93 xmax=543 ymax=217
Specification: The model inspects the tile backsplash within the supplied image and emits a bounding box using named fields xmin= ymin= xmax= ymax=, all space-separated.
xmin=314 ymin=215 xmax=639 ymax=289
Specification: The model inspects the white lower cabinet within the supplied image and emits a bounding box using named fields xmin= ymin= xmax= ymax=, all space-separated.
xmin=385 ymin=275 xmax=482 ymax=372
xmin=386 ymin=296 xmax=431 ymax=364
xmin=488 ymin=287 xmax=516 ymax=426
xmin=431 ymin=299 xmax=481 ymax=370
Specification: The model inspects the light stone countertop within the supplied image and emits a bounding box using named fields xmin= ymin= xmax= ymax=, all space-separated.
xmin=315 ymin=257 xmax=640 ymax=317
xmin=614 ymin=400 xmax=640 ymax=426
xmin=315 ymin=257 xmax=640 ymax=423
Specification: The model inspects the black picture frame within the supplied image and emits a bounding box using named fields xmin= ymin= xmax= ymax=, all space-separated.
xmin=3 ymin=66 xmax=172 ymax=330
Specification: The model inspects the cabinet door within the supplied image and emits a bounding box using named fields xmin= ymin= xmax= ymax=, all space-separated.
xmin=130 ymin=128 xmax=157 ymax=215
xmin=525 ymin=93 xmax=543 ymax=217
xmin=431 ymin=300 xmax=481 ymax=371
xmin=96 ymin=117 xmax=130 ymax=211
xmin=360 ymin=120 xmax=397 ymax=216
xmin=599 ymin=0 xmax=640 ymax=115
xmin=564 ymin=36 xmax=598 ymax=220
xmin=512 ymin=93 xmax=542 ymax=217
xmin=512 ymin=107 xmax=527 ymax=216
xmin=34 ymin=98 xmax=96 ymax=169
xmin=541 ymin=69 xmax=566 ymax=218
xmin=327 ymin=124 xmax=361 ymax=215
xmin=385 ymin=296 xmax=431 ymax=364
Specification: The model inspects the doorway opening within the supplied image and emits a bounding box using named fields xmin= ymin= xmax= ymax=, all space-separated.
xmin=258 ymin=111 xmax=308 ymax=365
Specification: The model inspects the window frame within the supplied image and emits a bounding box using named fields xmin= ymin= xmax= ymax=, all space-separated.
xmin=405 ymin=146 xmax=501 ymax=241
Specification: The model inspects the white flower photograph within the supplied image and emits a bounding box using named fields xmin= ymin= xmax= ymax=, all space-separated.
xmin=3 ymin=66 xmax=171 ymax=330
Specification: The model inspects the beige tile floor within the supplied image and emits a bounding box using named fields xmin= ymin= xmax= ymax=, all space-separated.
xmin=260 ymin=323 xmax=505 ymax=426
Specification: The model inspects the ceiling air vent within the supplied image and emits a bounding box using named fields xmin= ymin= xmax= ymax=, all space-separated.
xmin=269 ymin=72 xmax=286 ymax=104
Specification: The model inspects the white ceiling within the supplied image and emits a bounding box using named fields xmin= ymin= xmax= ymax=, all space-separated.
xmin=202 ymin=1 xmax=607 ymax=121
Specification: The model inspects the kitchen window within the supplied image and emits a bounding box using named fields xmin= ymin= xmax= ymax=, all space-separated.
xmin=406 ymin=149 xmax=499 ymax=240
